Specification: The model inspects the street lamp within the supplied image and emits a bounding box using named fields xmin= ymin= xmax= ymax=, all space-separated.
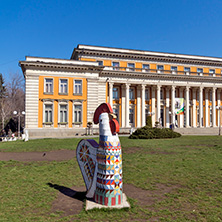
xmin=13 ymin=110 xmax=25 ymax=139
xmin=216 ymin=106 xmax=222 ymax=136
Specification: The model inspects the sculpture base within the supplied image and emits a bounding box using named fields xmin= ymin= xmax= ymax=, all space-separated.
xmin=85 ymin=193 xmax=130 ymax=211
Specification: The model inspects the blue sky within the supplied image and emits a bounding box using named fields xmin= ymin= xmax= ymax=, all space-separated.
xmin=1 ymin=0 xmax=222 ymax=81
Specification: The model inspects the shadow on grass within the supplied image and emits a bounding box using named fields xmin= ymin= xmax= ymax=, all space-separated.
xmin=47 ymin=183 xmax=86 ymax=201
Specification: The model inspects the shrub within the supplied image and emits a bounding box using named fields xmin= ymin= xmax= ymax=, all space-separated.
xmin=146 ymin=116 xmax=152 ymax=128
xmin=129 ymin=126 xmax=181 ymax=139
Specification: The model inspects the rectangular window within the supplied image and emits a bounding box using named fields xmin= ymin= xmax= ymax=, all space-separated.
xmin=157 ymin=65 xmax=164 ymax=73
xmin=113 ymin=107 xmax=119 ymax=122
xmin=98 ymin=61 xmax=103 ymax=66
xmin=171 ymin=66 xmax=177 ymax=74
xmin=44 ymin=78 xmax=53 ymax=93
xmin=184 ymin=67 xmax=190 ymax=75
xmin=128 ymin=63 xmax=135 ymax=71
xmin=112 ymin=62 xmax=120 ymax=70
xmin=44 ymin=104 xmax=53 ymax=123
xmin=74 ymin=104 xmax=82 ymax=123
xmin=145 ymin=89 xmax=149 ymax=100
xmin=60 ymin=104 xmax=68 ymax=123
xmin=209 ymin=69 xmax=215 ymax=76
xmin=160 ymin=89 xmax=163 ymax=100
xmin=59 ymin=79 xmax=68 ymax=94
xmin=113 ymin=87 xmax=119 ymax=99
xmin=184 ymin=67 xmax=190 ymax=72
xmin=142 ymin=64 xmax=149 ymax=71
xmin=129 ymin=88 xmax=134 ymax=100
xmin=197 ymin=68 xmax=203 ymax=75
xmin=74 ymin=79 xmax=82 ymax=95
xmin=129 ymin=108 xmax=134 ymax=124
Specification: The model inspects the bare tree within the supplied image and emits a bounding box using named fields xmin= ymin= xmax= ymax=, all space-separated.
xmin=0 ymin=72 xmax=25 ymax=132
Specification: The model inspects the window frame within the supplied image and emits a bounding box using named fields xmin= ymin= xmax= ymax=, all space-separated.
xmin=113 ymin=87 xmax=119 ymax=100
xmin=73 ymin=103 xmax=82 ymax=124
xmin=97 ymin=61 xmax=103 ymax=66
xmin=157 ymin=65 xmax=164 ymax=73
xmin=127 ymin=63 xmax=135 ymax=71
xmin=73 ymin=79 xmax=82 ymax=95
xmin=142 ymin=64 xmax=149 ymax=72
xmin=197 ymin=68 xmax=203 ymax=76
xmin=112 ymin=62 xmax=120 ymax=70
xmin=129 ymin=88 xmax=135 ymax=100
xmin=59 ymin=78 xmax=68 ymax=94
xmin=43 ymin=100 xmax=54 ymax=125
xmin=44 ymin=78 xmax=53 ymax=94
xmin=58 ymin=101 xmax=68 ymax=124
xmin=112 ymin=105 xmax=119 ymax=122
xmin=209 ymin=69 xmax=215 ymax=76
xmin=171 ymin=66 xmax=177 ymax=74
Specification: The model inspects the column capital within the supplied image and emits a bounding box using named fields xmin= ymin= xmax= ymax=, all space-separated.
xmin=141 ymin=84 xmax=146 ymax=90
xmin=157 ymin=84 xmax=161 ymax=90
xmin=109 ymin=82 xmax=114 ymax=86
xmin=212 ymin=87 xmax=217 ymax=93
xmin=199 ymin=86 xmax=204 ymax=92
xmin=125 ymin=83 xmax=130 ymax=89
xmin=186 ymin=86 xmax=190 ymax=91
xmin=171 ymin=85 xmax=176 ymax=90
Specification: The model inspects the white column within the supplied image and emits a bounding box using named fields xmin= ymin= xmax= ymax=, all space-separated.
xmin=192 ymin=88 xmax=197 ymax=128
xmin=151 ymin=86 xmax=156 ymax=127
xmin=171 ymin=86 xmax=175 ymax=126
xmin=166 ymin=87 xmax=170 ymax=128
xmin=137 ymin=85 xmax=141 ymax=128
xmin=212 ymin=87 xmax=216 ymax=127
xmin=141 ymin=84 xmax=146 ymax=127
xmin=217 ymin=89 xmax=221 ymax=126
xmin=205 ymin=89 xmax=209 ymax=127
xmin=179 ymin=88 xmax=184 ymax=128
xmin=121 ymin=84 xmax=126 ymax=127
xmin=199 ymin=87 xmax=203 ymax=127
xmin=186 ymin=86 xmax=190 ymax=128
xmin=157 ymin=85 xmax=161 ymax=123
xmin=125 ymin=83 xmax=130 ymax=127
xmin=109 ymin=82 xmax=113 ymax=108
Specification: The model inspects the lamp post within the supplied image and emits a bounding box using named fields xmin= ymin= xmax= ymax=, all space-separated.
xmin=13 ymin=110 xmax=25 ymax=139
xmin=216 ymin=106 xmax=222 ymax=136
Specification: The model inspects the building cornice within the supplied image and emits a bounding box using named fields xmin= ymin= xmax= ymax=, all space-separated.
xmin=73 ymin=48 xmax=222 ymax=67
xmin=19 ymin=61 xmax=103 ymax=74
xmin=100 ymin=70 xmax=222 ymax=84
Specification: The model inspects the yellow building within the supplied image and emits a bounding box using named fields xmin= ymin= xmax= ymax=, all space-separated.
xmin=19 ymin=45 xmax=222 ymax=138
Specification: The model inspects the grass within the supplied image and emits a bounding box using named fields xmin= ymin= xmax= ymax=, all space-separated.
xmin=1 ymin=136 xmax=222 ymax=221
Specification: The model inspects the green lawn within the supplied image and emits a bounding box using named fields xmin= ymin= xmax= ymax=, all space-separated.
xmin=1 ymin=136 xmax=222 ymax=221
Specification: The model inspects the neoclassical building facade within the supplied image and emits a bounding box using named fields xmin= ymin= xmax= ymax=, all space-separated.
xmin=20 ymin=45 xmax=222 ymax=137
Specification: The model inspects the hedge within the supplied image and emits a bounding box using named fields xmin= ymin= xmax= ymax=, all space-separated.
xmin=129 ymin=126 xmax=181 ymax=139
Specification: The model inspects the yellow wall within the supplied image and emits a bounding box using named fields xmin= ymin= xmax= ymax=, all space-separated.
xmin=39 ymin=76 xmax=87 ymax=128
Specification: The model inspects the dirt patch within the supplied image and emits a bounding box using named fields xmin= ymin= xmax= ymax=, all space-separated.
xmin=0 ymin=150 xmax=76 ymax=161
xmin=49 ymin=182 xmax=180 ymax=217
xmin=49 ymin=183 xmax=86 ymax=216
xmin=124 ymin=183 xmax=180 ymax=207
